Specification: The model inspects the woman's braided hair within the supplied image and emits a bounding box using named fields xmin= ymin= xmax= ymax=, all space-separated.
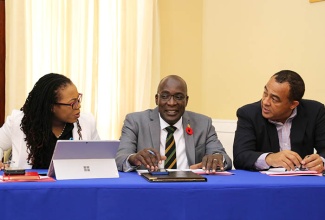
xmin=20 ymin=73 xmax=82 ymax=167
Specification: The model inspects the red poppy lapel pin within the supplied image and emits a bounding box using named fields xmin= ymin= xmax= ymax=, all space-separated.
xmin=186 ymin=124 xmax=193 ymax=135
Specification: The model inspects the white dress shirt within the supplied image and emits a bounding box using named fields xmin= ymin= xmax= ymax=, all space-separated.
xmin=158 ymin=116 xmax=188 ymax=169
xmin=255 ymin=108 xmax=297 ymax=170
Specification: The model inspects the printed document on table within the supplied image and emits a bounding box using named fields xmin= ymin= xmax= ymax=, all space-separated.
xmin=261 ymin=168 xmax=322 ymax=176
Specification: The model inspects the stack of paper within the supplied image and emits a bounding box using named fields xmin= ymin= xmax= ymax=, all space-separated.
xmin=1 ymin=172 xmax=56 ymax=182
xmin=261 ymin=168 xmax=322 ymax=176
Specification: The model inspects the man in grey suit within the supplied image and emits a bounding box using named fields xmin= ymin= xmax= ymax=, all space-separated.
xmin=116 ymin=75 xmax=232 ymax=172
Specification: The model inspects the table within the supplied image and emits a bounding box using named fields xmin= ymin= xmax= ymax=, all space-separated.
xmin=1 ymin=170 xmax=325 ymax=220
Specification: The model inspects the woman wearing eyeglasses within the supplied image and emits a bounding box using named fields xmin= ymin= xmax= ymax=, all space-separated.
xmin=0 ymin=73 xmax=100 ymax=169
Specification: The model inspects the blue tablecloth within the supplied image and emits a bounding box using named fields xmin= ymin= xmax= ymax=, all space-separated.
xmin=1 ymin=170 xmax=324 ymax=220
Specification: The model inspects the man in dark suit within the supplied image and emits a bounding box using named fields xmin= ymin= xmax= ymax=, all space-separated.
xmin=233 ymin=70 xmax=325 ymax=173
xmin=116 ymin=75 xmax=232 ymax=172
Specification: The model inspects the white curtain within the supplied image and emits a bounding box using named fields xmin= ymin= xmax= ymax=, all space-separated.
xmin=5 ymin=0 xmax=160 ymax=139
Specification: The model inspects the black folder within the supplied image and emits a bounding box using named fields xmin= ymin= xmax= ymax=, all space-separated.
xmin=141 ymin=171 xmax=207 ymax=182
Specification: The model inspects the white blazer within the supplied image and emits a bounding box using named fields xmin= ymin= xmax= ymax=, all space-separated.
xmin=0 ymin=110 xmax=100 ymax=168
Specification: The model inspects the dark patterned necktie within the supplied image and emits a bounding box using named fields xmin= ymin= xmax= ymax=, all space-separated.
xmin=164 ymin=126 xmax=177 ymax=169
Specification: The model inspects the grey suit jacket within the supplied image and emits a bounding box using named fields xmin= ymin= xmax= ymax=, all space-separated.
xmin=115 ymin=107 xmax=232 ymax=171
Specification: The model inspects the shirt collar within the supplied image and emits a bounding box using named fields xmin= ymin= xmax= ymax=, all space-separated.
xmin=158 ymin=113 xmax=183 ymax=131
xmin=269 ymin=107 xmax=297 ymax=125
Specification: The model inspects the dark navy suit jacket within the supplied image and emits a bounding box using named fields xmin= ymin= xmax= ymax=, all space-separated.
xmin=233 ymin=100 xmax=325 ymax=170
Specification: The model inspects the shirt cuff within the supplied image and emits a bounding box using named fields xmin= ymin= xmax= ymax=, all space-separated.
xmin=122 ymin=154 xmax=138 ymax=172
xmin=255 ymin=153 xmax=271 ymax=170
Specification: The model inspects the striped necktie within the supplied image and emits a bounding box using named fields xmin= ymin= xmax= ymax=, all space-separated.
xmin=164 ymin=126 xmax=177 ymax=169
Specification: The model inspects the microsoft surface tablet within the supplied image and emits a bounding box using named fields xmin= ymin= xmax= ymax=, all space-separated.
xmin=47 ymin=140 xmax=119 ymax=180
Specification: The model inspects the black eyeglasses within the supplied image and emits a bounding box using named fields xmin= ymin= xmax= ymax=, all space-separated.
xmin=55 ymin=93 xmax=82 ymax=110
xmin=157 ymin=93 xmax=187 ymax=102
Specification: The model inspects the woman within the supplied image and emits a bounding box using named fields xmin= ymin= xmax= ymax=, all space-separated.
xmin=0 ymin=73 xmax=100 ymax=169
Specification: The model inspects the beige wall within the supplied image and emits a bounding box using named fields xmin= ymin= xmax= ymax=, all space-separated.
xmin=158 ymin=0 xmax=203 ymax=112
xmin=159 ymin=0 xmax=325 ymax=119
